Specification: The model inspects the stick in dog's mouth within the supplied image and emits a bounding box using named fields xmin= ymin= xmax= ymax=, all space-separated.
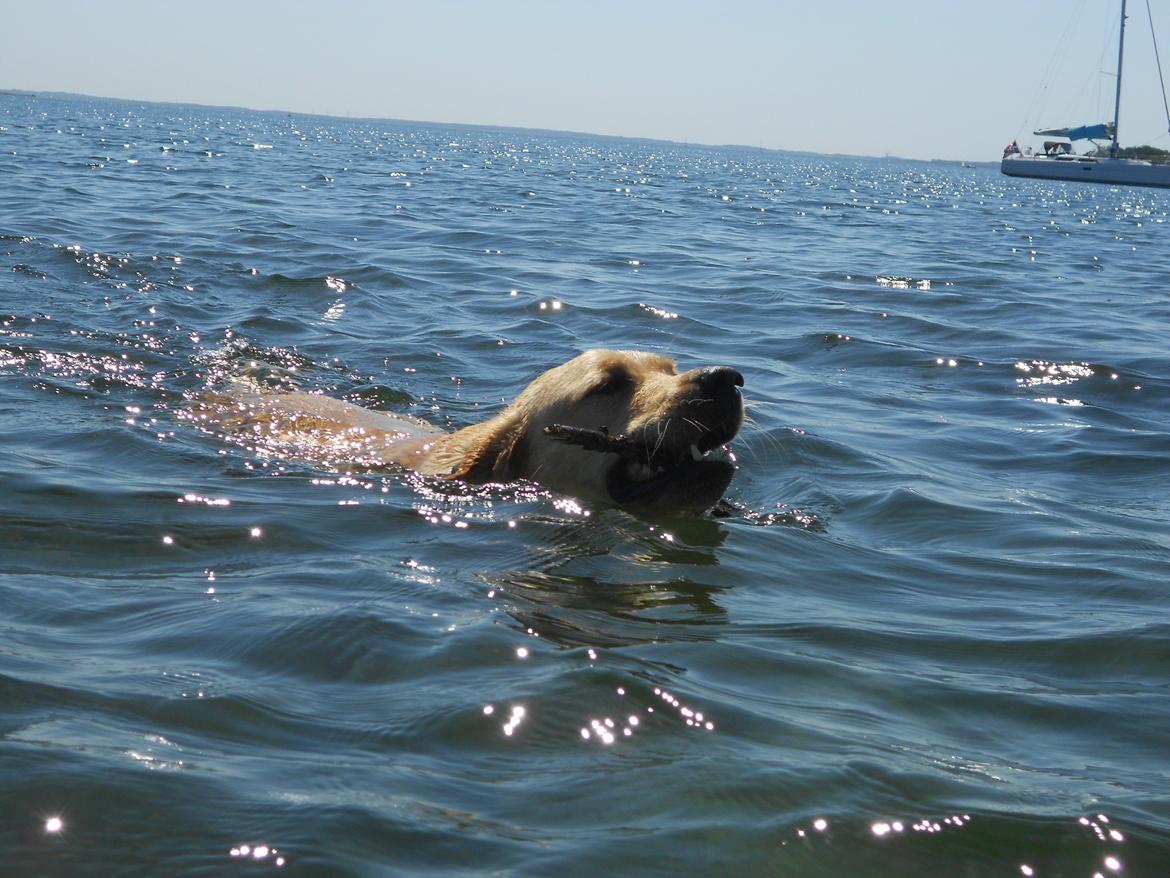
xmin=545 ymin=420 xmax=738 ymax=511
xmin=543 ymin=424 xmax=638 ymax=459
xmin=543 ymin=422 xmax=729 ymax=466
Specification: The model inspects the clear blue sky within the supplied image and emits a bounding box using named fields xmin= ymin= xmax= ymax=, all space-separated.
xmin=5 ymin=0 xmax=1170 ymax=161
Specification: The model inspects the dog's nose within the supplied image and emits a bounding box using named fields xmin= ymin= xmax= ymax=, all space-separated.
xmin=694 ymin=366 xmax=744 ymax=396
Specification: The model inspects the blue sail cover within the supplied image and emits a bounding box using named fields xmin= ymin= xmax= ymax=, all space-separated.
xmin=1067 ymin=123 xmax=1114 ymax=141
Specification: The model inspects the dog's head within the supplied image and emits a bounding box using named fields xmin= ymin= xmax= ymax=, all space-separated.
xmin=440 ymin=350 xmax=744 ymax=514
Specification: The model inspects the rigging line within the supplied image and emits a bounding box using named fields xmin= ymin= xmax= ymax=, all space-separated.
xmin=1145 ymin=0 xmax=1170 ymax=133
xmin=1017 ymin=0 xmax=1115 ymax=141
xmin=1016 ymin=0 xmax=1091 ymax=139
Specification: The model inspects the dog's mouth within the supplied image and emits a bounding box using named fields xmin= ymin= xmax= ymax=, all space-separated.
xmin=606 ymin=442 xmax=736 ymax=510
xmin=544 ymin=418 xmax=740 ymax=513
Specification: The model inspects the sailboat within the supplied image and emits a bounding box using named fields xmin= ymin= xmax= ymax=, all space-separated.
xmin=1001 ymin=0 xmax=1170 ymax=188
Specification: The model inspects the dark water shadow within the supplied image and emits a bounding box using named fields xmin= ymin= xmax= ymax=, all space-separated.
xmin=490 ymin=569 xmax=730 ymax=649
xmin=480 ymin=505 xmax=737 ymax=650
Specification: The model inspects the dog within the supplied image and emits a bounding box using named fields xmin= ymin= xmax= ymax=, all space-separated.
xmin=189 ymin=349 xmax=744 ymax=515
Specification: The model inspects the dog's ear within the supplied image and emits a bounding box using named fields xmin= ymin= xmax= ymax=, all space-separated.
xmin=423 ymin=415 xmax=527 ymax=482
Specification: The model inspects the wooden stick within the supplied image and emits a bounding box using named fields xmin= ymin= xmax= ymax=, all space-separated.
xmin=543 ymin=423 xmax=638 ymax=458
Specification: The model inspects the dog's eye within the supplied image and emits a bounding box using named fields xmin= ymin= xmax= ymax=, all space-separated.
xmin=587 ymin=371 xmax=631 ymax=397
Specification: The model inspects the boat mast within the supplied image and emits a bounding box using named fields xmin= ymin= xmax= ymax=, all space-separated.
xmin=1111 ymin=0 xmax=1128 ymax=158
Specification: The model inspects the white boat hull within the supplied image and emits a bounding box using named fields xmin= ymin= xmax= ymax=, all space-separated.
xmin=1001 ymin=154 xmax=1170 ymax=188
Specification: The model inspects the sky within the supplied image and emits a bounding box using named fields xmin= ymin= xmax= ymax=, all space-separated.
xmin=4 ymin=0 xmax=1170 ymax=162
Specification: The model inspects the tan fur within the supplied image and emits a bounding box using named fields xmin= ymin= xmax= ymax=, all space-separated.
xmin=188 ymin=349 xmax=743 ymax=513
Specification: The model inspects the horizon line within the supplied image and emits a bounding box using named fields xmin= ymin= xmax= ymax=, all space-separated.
xmin=1 ymin=87 xmax=994 ymax=167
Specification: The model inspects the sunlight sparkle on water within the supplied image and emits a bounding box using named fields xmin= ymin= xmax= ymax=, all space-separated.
xmin=502 ymin=705 xmax=526 ymax=736
xmin=578 ymin=684 xmax=717 ymax=748
xmin=1080 ymin=813 xmax=1128 ymax=847
xmin=654 ymin=687 xmax=715 ymax=731
xmin=794 ymin=811 xmax=975 ymax=843
xmin=230 ymin=843 xmax=285 ymax=867
xmin=45 ymin=816 xmax=63 ymax=834
xmin=178 ymin=493 xmax=230 ymax=507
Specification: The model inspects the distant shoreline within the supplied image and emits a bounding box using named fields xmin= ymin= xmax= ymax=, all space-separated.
xmin=0 ymin=87 xmax=996 ymax=168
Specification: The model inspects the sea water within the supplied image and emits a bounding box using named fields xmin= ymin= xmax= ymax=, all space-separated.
xmin=2 ymin=94 xmax=1168 ymax=876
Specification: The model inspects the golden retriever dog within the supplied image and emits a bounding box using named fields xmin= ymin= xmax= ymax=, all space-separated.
xmin=189 ymin=349 xmax=744 ymax=515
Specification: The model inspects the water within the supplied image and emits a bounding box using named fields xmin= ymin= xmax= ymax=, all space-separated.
xmin=2 ymin=93 xmax=1168 ymax=877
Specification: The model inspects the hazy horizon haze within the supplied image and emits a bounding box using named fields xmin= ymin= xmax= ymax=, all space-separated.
xmin=5 ymin=0 xmax=1170 ymax=161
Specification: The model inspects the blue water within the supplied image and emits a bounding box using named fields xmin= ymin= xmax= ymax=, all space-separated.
xmin=2 ymin=93 xmax=1169 ymax=876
